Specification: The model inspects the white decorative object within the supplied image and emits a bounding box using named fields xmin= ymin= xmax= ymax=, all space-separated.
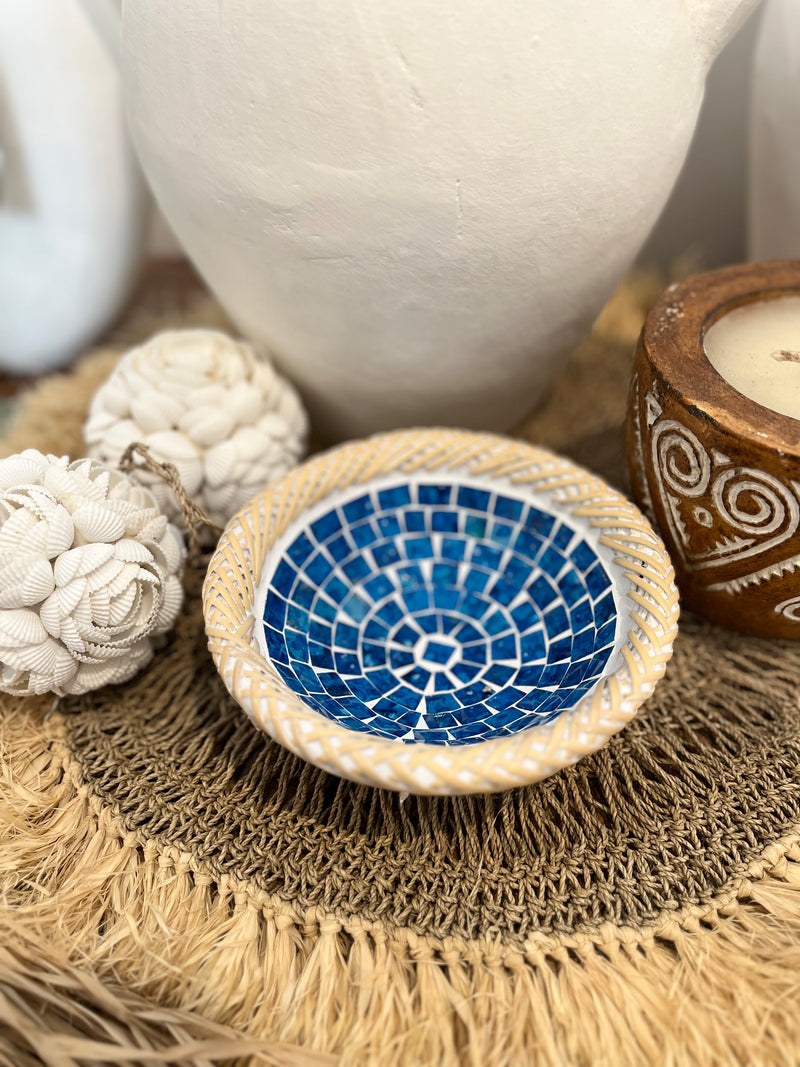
xmin=748 ymin=0 xmax=800 ymax=260
xmin=84 ymin=330 xmax=309 ymax=527
xmin=0 ymin=0 xmax=149 ymax=375
xmin=122 ymin=0 xmax=759 ymax=442
xmin=0 ymin=450 xmax=185 ymax=697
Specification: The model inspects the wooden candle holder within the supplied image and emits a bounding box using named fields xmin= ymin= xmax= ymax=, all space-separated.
xmin=626 ymin=260 xmax=800 ymax=639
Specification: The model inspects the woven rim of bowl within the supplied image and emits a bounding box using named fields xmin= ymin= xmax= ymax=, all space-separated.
xmin=202 ymin=429 xmax=679 ymax=795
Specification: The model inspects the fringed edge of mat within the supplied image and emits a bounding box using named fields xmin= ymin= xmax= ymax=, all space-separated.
xmin=4 ymin=706 xmax=800 ymax=1067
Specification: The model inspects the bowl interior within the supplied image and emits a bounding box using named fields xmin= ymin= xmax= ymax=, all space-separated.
xmin=254 ymin=477 xmax=624 ymax=746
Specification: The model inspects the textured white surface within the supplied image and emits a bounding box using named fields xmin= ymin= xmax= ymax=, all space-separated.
xmin=0 ymin=0 xmax=149 ymax=374
xmin=85 ymin=330 xmax=309 ymax=527
xmin=749 ymin=0 xmax=800 ymax=260
xmin=123 ymin=0 xmax=757 ymax=442
xmin=0 ymin=451 xmax=185 ymax=696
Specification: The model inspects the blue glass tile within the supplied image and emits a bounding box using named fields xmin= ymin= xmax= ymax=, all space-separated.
xmin=363 ymin=642 xmax=387 ymax=668
xmin=455 ymin=683 xmax=489 ymax=706
xmin=405 ymin=510 xmax=427 ymax=532
xmin=351 ymin=520 xmax=379 ymax=549
xmin=405 ymin=536 xmax=434 ymax=559
xmin=529 ymin=575 xmax=558 ymax=610
xmin=416 ymin=613 xmax=441 ymax=634
xmin=527 ymin=507 xmax=556 ymax=538
xmin=483 ymin=663 xmax=515 ymax=687
xmin=432 ymin=510 xmax=459 ymax=533
xmin=364 ymin=617 xmax=390 ymax=641
xmin=562 ymin=660 xmax=590 ymax=687
xmin=461 ymin=644 xmax=487 ymax=665
xmin=464 ymin=567 xmax=490 ymax=593
xmin=514 ymin=529 xmax=543 ymax=562
xmin=465 ymin=514 xmax=488 ymax=539
xmin=520 ymin=630 xmax=546 ymax=663
xmin=394 ymin=623 xmax=420 ymax=647
xmin=371 ymin=717 xmax=415 ymax=738
xmin=309 ymin=642 xmax=335 ymax=670
xmin=327 ymin=533 xmax=353 ymax=562
xmin=544 ymin=605 xmax=570 ymax=639
xmin=285 ymin=628 xmax=308 ymax=661
xmin=517 ymin=689 xmax=547 ymax=712
xmin=342 ymin=555 xmax=371 ymax=584
xmin=287 ymin=532 xmax=315 ymax=566
xmin=376 ymin=601 xmax=404 ymax=627
xmin=571 ymin=539 xmax=596 ymax=571
xmin=413 ymin=728 xmax=453 ymax=743
xmin=494 ymin=495 xmax=523 ymax=522
xmin=419 ymin=484 xmax=452 ymax=505
xmin=403 ymin=666 xmax=431 ymax=691
xmin=398 ymin=564 xmax=425 ymax=590
xmin=492 ymin=634 xmax=517 ymax=660
xmin=472 ymin=543 xmax=502 ymax=570
xmin=432 ymin=562 xmax=458 ymax=587
xmin=335 ymin=622 xmax=360 ymax=649
xmin=484 ymin=610 xmax=509 ymax=636
xmin=286 ymin=604 xmax=309 ymax=633
xmin=451 ymin=720 xmax=495 ymax=739
xmin=366 ymin=668 xmax=396 ymax=693
xmin=392 ymin=686 xmax=424 ymax=710
xmin=511 ymin=601 xmax=540 ymax=632
xmin=343 ymin=494 xmax=374 ymax=523
xmin=378 ymin=485 xmax=412 ymax=509
xmin=548 ymin=636 xmax=573 ymax=663
xmin=309 ymin=619 xmax=332 ymax=646
xmin=265 ymin=626 xmax=289 ymax=664
xmin=585 ymin=562 xmax=611 ymax=598
xmin=515 ymin=664 xmax=544 ymax=687
xmin=324 ymin=576 xmax=349 ymax=604
xmin=450 ymin=661 xmax=479 ymax=684
xmin=377 ymin=514 xmax=402 ymax=539
xmin=403 ymin=588 xmax=430 ymax=614
xmin=557 ymin=568 xmax=585 ymax=608
xmin=537 ymin=662 xmax=570 ymax=687
xmin=440 ymin=615 xmax=462 ymax=634
xmin=489 ymin=521 xmax=515 ymax=548
xmin=277 ymin=662 xmax=301 ymax=689
xmin=454 ymin=703 xmax=492 ymax=724
xmin=570 ymin=598 xmax=593 ymax=632
xmin=271 ymin=559 xmax=297 ymax=597
xmin=293 ymin=662 xmax=325 ymax=692
xmin=372 ymin=542 xmax=401 ymax=568
xmin=539 ymin=545 xmax=565 ymax=580
xmin=264 ymin=594 xmax=288 ymax=629
xmin=570 ymin=626 xmax=597 ymax=660
xmin=425 ymin=692 xmax=459 ymax=714
xmin=364 ymin=573 xmax=394 ymax=601
xmin=433 ymin=587 xmax=461 ymax=611
xmin=462 ymin=593 xmax=490 ymax=620
xmin=304 ymin=552 xmax=334 ymax=586
xmin=422 ymin=639 xmax=454 ymax=664
xmin=486 ymin=705 xmax=529 ymax=728
xmin=434 ymin=672 xmax=454 ymax=692
xmin=553 ymin=523 xmax=574 ymax=551
xmin=310 ymin=510 xmax=341 ymax=543
xmin=422 ymin=711 xmax=459 ymax=729
xmin=343 ymin=592 xmax=370 ymax=622
xmin=593 ymin=591 xmax=616 ymax=628
xmin=335 ymin=652 xmax=361 ymax=676
xmin=347 ymin=676 xmax=381 ymax=702
xmin=441 ymin=537 xmax=467 ymax=561
xmin=487 ymin=686 xmax=524 ymax=711
xmin=457 ymin=486 xmax=491 ymax=512
xmin=455 ymin=622 xmax=482 ymax=644
xmin=596 ymin=618 xmax=617 ymax=648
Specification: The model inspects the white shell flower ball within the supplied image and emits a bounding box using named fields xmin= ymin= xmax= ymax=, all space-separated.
xmin=0 ymin=450 xmax=186 ymax=697
xmin=84 ymin=330 xmax=309 ymax=527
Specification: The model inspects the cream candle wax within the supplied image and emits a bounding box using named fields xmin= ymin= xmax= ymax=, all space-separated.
xmin=704 ymin=295 xmax=800 ymax=420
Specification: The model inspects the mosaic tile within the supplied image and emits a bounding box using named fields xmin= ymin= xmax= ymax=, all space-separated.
xmin=259 ymin=480 xmax=619 ymax=746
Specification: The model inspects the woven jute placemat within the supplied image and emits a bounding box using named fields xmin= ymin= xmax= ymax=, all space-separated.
xmin=3 ymin=268 xmax=800 ymax=1067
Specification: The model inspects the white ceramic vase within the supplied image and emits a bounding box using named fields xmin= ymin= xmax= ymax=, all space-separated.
xmin=122 ymin=0 xmax=758 ymax=442
xmin=748 ymin=0 xmax=800 ymax=260
xmin=0 ymin=0 xmax=150 ymax=374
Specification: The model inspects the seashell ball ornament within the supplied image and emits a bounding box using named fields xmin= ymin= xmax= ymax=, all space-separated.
xmin=0 ymin=450 xmax=186 ymax=697
xmin=84 ymin=330 xmax=309 ymax=528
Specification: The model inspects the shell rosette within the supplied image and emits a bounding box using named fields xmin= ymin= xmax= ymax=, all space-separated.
xmin=84 ymin=329 xmax=309 ymax=527
xmin=0 ymin=450 xmax=186 ymax=696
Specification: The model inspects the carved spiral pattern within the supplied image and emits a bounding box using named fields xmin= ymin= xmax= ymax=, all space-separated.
xmin=775 ymin=596 xmax=800 ymax=622
xmin=654 ymin=421 xmax=710 ymax=498
xmin=711 ymin=468 xmax=799 ymax=538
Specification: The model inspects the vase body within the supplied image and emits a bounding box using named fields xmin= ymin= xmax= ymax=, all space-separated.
xmin=0 ymin=0 xmax=149 ymax=374
xmin=122 ymin=0 xmax=758 ymax=442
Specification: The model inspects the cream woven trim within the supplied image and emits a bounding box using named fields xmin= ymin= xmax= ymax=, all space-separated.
xmin=203 ymin=429 xmax=679 ymax=794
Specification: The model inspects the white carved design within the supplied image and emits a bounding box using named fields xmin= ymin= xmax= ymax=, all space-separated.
xmin=775 ymin=595 xmax=800 ymax=621
xmin=644 ymin=391 xmax=800 ymax=613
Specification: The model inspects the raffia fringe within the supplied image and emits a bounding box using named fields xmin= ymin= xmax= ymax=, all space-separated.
xmin=3 ymin=708 xmax=800 ymax=1066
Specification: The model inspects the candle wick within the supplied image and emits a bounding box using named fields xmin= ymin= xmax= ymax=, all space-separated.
xmin=770 ymin=349 xmax=800 ymax=364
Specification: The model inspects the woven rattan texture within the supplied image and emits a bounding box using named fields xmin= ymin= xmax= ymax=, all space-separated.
xmin=54 ymin=314 xmax=800 ymax=945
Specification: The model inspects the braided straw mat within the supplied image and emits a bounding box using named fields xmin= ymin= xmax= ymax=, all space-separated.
xmin=4 ymin=265 xmax=800 ymax=1067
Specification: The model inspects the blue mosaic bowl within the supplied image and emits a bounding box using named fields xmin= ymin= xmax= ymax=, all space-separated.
xmin=205 ymin=430 xmax=678 ymax=794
